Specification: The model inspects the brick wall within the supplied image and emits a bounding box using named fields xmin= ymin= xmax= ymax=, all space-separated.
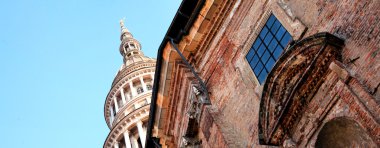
xmin=189 ymin=0 xmax=379 ymax=147
xmin=283 ymin=0 xmax=380 ymax=99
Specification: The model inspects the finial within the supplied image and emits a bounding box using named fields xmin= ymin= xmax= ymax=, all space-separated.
xmin=120 ymin=17 xmax=129 ymax=33
xmin=120 ymin=18 xmax=125 ymax=28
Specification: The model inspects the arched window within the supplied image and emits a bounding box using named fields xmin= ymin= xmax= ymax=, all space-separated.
xmin=117 ymin=96 xmax=123 ymax=106
xmin=117 ymin=136 xmax=126 ymax=148
xmin=124 ymin=44 xmax=129 ymax=51
xmin=137 ymin=87 xmax=144 ymax=94
xmin=130 ymin=43 xmax=135 ymax=49
xmin=147 ymin=84 xmax=153 ymax=90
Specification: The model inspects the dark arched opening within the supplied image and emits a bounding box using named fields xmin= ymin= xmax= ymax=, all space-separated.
xmin=137 ymin=137 xmax=143 ymax=148
xmin=316 ymin=117 xmax=375 ymax=148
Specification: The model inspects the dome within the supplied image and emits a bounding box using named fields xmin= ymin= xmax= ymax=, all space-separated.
xmin=124 ymin=54 xmax=154 ymax=67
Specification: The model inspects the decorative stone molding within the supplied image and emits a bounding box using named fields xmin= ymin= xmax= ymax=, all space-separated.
xmin=181 ymin=136 xmax=201 ymax=148
xmin=282 ymin=138 xmax=296 ymax=148
xmin=112 ymin=93 xmax=151 ymax=126
xmin=103 ymin=105 xmax=150 ymax=148
xmin=105 ymin=67 xmax=155 ymax=128
xmin=179 ymin=84 xmax=206 ymax=147
xmin=258 ymin=32 xmax=344 ymax=145
xmin=112 ymin=63 xmax=156 ymax=88
xmin=186 ymin=85 xmax=204 ymax=122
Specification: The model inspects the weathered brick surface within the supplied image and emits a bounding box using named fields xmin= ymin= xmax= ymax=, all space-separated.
xmin=291 ymin=67 xmax=379 ymax=147
xmin=155 ymin=0 xmax=380 ymax=147
xmin=284 ymin=0 xmax=380 ymax=99
xmin=188 ymin=0 xmax=380 ymax=147
xmin=200 ymin=109 xmax=229 ymax=148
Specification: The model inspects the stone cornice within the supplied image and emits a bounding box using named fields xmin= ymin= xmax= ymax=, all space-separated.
xmin=112 ymin=61 xmax=156 ymax=87
xmin=191 ymin=0 xmax=238 ymax=69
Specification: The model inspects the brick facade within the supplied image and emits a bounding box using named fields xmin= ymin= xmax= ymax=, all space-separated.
xmin=148 ymin=0 xmax=380 ymax=147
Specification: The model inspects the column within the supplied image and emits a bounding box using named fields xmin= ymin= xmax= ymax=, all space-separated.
xmin=150 ymin=74 xmax=154 ymax=91
xmin=113 ymin=97 xmax=119 ymax=112
xmin=129 ymin=81 xmax=137 ymax=97
xmin=126 ymin=91 xmax=131 ymax=101
xmin=146 ymin=97 xmax=151 ymax=104
xmin=139 ymin=77 xmax=148 ymax=92
xmin=124 ymin=130 xmax=132 ymax=148
xmin=131 ymin=136 xmax=139 ymax=148
xmin=143 ymin=125 xmax=147 ymax=134
xmin=114 ymin=142 xmax=119 ymax=148
xmin=120 ymin=88 xmax=127 ymax=105
xmin=137 ymin=120 xmax=146 ymax=148
xmin=110 ymin=108 xmax=114 ymax=123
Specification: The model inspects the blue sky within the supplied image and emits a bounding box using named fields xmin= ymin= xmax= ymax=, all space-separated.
xmin=0 ymin=0 xmax=181 ymax=147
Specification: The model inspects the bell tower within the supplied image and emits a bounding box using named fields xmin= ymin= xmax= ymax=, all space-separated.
xmin=103 ymin=20 xmax=156 ymax=148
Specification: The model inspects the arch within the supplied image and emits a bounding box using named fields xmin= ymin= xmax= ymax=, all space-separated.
xmin=258 ymin=32 xmax=344 ymax=145
xmin=315 ymin=117 xmax=376 ymax=148
xmin=146 ymin=84 xmax=153 ymax=91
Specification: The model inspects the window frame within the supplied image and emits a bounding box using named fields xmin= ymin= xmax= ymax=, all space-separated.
xmin=246 ymin=14 xmax=293 ymax=84
xmin=242 ymin=4 xmax=307 ymax=85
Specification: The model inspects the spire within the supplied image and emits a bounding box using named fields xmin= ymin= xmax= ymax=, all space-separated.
xmin=120 ymin=18 xmax=133 ymax=41
xmin=120 ymin=18 xmax=129 ymax=34
xmin=118 ymin=19 xmax=150 ymax=67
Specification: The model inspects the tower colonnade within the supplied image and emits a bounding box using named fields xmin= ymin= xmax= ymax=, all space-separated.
xmin=103 ymin=20 xmax=155 ymax=148
xmin=109 ymin=72 xmax=154 ymax=124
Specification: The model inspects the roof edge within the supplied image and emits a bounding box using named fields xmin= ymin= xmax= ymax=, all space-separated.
xmin=145 ymin=0 xmax=206 ymax=147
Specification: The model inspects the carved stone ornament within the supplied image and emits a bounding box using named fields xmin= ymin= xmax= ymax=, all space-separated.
xmin=192 ymin=86 xmax=201 ymax=95
xmin=192 ymin=85 xmax=209 ymax=104
xmin=258 ymin=32 xmax=344 ymax=145
xmin=187 ymin=85 xmax=203 ymax=121
xmin=283 ymin=138 xmax=296 ymax=148
xmin=183 ymin=84 xmax=204 ymax=143
xmin=181 ymin=136 xmax=201 ymax=148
